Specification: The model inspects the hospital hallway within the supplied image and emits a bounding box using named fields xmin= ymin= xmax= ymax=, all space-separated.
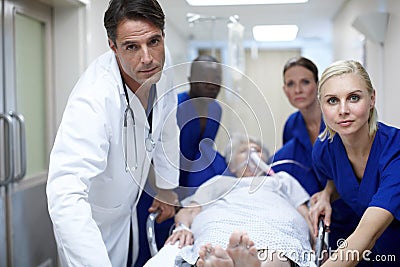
xmin=1 ymin=0 xmax=400 ymax=266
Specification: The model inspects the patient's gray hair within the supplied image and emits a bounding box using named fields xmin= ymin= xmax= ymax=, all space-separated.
xmin=224 ymin=133 xmax=270 ymax=169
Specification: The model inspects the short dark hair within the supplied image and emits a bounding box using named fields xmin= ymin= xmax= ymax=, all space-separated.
xmin=104 ymin=0 xmax=165 ymax=44
xmin=283 ymin=56 xmax=319 ymax=83
xmin=190 ymin=54 xmax=220 ymax=77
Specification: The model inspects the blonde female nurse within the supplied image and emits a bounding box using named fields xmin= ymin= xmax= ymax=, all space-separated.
xmin=310 ymin=60 xmax=400 ymax=266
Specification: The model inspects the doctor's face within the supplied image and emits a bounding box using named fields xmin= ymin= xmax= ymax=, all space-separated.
xmin=283 ymin=65 xmax=318 ymax=111
xmin=110 ymin=18 xmax=165 ymax=91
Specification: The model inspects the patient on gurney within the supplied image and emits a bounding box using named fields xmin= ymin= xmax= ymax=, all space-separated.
xmin=145 ymin=134 xmax=315 ymax=267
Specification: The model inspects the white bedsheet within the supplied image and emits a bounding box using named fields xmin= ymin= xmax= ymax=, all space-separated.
xmin=145 ymin=172 xmax=315 ymax=266
xmin=180 ymin=172 xmax=312 ymax=266
xmin=144 ymin=243 xmax=318 ymax=267
xmin=143 ymin=243 xmax=181 ymax=267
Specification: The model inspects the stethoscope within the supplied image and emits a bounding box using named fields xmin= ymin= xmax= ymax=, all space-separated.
xmin=121 ymin=71 xmax=156 ymax=172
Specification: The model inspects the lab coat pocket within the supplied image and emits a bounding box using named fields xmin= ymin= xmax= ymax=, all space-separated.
xmin=91 ymin=203 xmax=127 ymax=237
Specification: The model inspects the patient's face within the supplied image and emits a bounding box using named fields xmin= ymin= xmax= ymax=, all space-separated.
xmin=231 ymin=142 xmax=265 ymax=177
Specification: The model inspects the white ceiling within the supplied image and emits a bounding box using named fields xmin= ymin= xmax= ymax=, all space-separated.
xmin=158 ymin=0 xmax=348 ymax=44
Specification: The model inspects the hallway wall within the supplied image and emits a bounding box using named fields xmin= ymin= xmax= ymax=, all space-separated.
xmin=332 ymin=0 xmax=400 ymax=127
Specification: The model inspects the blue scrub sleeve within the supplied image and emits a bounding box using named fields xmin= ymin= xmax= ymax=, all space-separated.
xmin=312 ymin=139 xmax=333 ymax=184
xmin=369 ymin=156 xmax=400 ymax=221
xmin=282 ymin=112 xmax=296 ymax=145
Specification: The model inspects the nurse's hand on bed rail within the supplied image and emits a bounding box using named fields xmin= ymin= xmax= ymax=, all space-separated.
xmin=165 ymin=222 xmax=194 ymax=248
xmin=149 ymin=189 xmax=180 ymax=223
xmin=309 ymin=190 xmax=332 ymax=237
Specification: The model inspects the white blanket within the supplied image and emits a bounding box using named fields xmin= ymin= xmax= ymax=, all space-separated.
xmin=144 ymin=243 xmax=318 ymax=267
xmin=147 ymin=172 xmax=313 ymax=266
xmin=144 ymin=243 xmax=181 ymax=267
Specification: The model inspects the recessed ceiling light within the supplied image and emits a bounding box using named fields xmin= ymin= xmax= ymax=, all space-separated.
xmin=253 ymin=25 xmax=299 ymax=42
xmin=186 ymin=0 xmax=308 ymax=6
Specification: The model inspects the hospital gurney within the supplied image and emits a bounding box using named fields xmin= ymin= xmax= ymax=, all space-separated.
xmin=145 ymin=211 xmax=328 ymax=267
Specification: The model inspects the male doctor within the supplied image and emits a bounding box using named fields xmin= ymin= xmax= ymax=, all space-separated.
xmin=46 ymin=0 xmax=180 ymax=266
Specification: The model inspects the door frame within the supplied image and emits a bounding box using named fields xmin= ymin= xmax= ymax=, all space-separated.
xmin=2 ymin=1 xmax=56 ymax=266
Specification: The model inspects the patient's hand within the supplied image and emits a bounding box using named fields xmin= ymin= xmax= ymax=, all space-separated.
xmin=165 ymin=223 xmax=193 ymax=248
xmin=165 ymin=204 xmax=201 ymax=248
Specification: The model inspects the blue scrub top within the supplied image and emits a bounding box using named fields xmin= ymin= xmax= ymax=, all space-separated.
xmin=273 ymin=111 xmax=359 ymax=250
xmin=177 ymin=92 xmax=228 ymax=192
xmin=313 ymin=122 xmax=400 ymax=263
xmin=273 ymin=112 xmax=324 ymax=194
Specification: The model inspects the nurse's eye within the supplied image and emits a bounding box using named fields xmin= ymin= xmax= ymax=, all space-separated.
xmin=327 ymin=97 xmax=338 ymax=105
xmin=349 ymin=94 xmax=360 ymax=102
xmin=301 ymin=79 xmax=311 ymax=86
xmin=286 ymin=81 xmax=294 ymax=88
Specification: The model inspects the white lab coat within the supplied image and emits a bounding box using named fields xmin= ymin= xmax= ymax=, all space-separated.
xmin=46 ymin=50 xmax=180 ymax=266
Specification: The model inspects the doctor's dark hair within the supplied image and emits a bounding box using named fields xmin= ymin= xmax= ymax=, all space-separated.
xmin=283 ymin=56 xmax=319 ymax=83
xmin=318 ymin=60 xmax=378 ymax=141
xmin=104 ymin=0 xmax=165 ymax=45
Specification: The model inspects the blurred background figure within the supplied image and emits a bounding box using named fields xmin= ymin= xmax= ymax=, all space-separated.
xmin=177 ymin=54 xmax=228 ymax=197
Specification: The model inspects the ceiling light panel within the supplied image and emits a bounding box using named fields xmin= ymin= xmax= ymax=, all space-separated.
xmin=253 ymin=25 xmax=299 ymax=42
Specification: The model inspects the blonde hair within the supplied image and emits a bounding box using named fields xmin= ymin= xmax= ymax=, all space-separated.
xmin=318 ymin=60 xmax=378 ymax=141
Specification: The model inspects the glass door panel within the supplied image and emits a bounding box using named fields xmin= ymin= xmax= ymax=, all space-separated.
xmin=15 ymin=12 xmax=47 ymax=178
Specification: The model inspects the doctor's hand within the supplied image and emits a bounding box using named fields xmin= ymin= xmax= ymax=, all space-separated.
xmin=149 ymin=189 xmax=180 ymax=223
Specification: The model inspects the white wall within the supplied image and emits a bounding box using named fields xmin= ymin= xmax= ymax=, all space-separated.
xmin=163 ymin=16 xmax=190 ymax=87
xmin=383 ymin=0 xmax=400 ymax=126
xmin=53 ymin=4 xmax=88 ymax=127
xmin=86 ymin=1 xmax=109 ymax=63
xmin=332 ymin=0 xmax=400 ymax=127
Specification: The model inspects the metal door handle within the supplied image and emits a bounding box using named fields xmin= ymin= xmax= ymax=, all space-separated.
xmin=9 ymin=111 xmax=26 ymax=182
xmin=0 ymin=113 xmax=14 ymax=186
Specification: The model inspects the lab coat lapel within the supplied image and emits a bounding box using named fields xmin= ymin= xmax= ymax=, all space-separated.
xmin=151 ymin=73 xmax=169 ymax=139
xmin=125 ymin=89 xmax=152 ymax=185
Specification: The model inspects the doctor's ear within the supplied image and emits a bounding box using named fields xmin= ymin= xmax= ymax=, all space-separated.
xmin=108 ymin=39 xmax=117 ymax=53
